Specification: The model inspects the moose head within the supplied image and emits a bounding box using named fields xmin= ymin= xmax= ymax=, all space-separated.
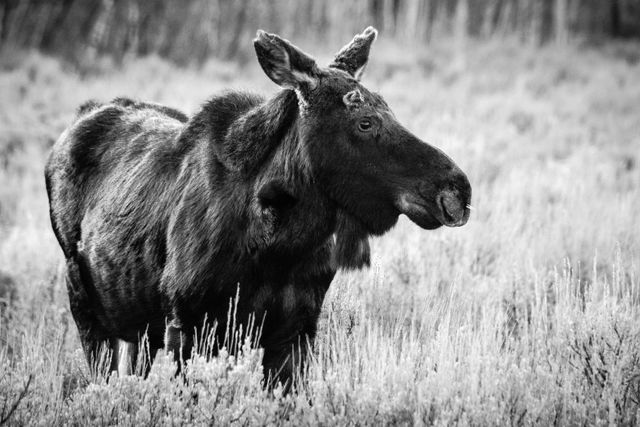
xmin=254 ymin=27 xmax=471 ymax=263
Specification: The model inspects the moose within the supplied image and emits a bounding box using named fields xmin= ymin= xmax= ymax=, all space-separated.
xmin=45 ymin=27 xmax=471 ymax=387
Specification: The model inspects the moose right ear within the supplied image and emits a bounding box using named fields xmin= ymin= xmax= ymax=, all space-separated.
xmin=329 ymin=27 xmax=377 ymax=80
xmin=254 ymin=30 xmax=319 ymax=91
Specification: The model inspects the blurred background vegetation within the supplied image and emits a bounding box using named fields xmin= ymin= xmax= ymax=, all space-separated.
xmin=2 ymin=0 xmax=640 ymax=67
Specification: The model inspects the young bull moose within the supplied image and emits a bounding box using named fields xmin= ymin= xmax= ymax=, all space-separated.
xmin=45 ymin=27 xmax=471 ymax=387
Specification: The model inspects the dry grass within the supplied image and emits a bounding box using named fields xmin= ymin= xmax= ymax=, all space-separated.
xmin=1 ymin=39 xmax=639 ymax=425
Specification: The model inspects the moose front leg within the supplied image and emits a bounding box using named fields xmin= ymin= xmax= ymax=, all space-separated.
xmin=262 ymin=334 xmax=314 ymax=393
xmin=260 ymin=243 xmax=336 ymax=392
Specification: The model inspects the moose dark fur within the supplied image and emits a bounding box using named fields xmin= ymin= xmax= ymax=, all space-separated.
xmin=45 ymin=27 xmax=471 ymax=387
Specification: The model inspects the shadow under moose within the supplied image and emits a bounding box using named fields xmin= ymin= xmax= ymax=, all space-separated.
xmin=44 ymin=26 xmax=471 ymax=390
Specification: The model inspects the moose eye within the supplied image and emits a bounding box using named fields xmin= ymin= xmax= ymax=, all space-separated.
xmin=358 ymin=119 xmax=372 ymax=132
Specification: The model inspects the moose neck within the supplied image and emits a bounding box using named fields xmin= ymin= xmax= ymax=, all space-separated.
xmin=210 ymin=89 xmax=335 ymax=261
xmin=248 ymin=91 xmax=371 ymax=270
xmin=222 ymin=90 xmax=301 ymax=176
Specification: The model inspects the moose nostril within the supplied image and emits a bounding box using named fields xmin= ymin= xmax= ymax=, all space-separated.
xmin=438 ymin=190 xmax=465 ymax=224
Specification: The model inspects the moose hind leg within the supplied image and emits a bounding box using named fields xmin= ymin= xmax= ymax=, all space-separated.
xmin=164 ymin=321 xmax=193 ymax=374
xmin=65 ymin=258 xmax=116 ymax=375
xmin=112 ymin=339 xmax=136 ymax=376
xmin=109 ymin=337 xmax=161 ymax=377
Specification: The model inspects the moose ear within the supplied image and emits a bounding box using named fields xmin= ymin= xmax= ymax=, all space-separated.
xmin=254 ymin=30 xmax=319 ymax=91
xmin=329 ymin=26 xmax=378 ymax=80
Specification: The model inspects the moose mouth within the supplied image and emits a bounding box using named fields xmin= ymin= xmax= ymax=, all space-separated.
xmin=397 ymin=193 xmax=469 ymax=229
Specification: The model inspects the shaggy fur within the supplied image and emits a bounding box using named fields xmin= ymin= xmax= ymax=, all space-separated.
xmin=45 ymin=27 xmax=471 ymax=388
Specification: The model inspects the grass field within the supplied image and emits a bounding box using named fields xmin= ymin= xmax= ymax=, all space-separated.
xmin=1 ymin=39 xmax=640 ymax=425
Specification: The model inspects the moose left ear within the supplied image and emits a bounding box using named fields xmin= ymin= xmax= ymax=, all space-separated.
xmin=254 ymin=30 xmax=319 ymax=91
xmin=329 ymin=26 xmax=378 ymax=80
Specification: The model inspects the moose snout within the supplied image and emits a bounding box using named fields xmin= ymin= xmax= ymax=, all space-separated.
xmin=401 ymin=169 xmax=471 ymax=230
xmin=394 ymin=135 xmax=473 ymax=230
xmin=434 ymin=169 xmax=471 ymax=227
